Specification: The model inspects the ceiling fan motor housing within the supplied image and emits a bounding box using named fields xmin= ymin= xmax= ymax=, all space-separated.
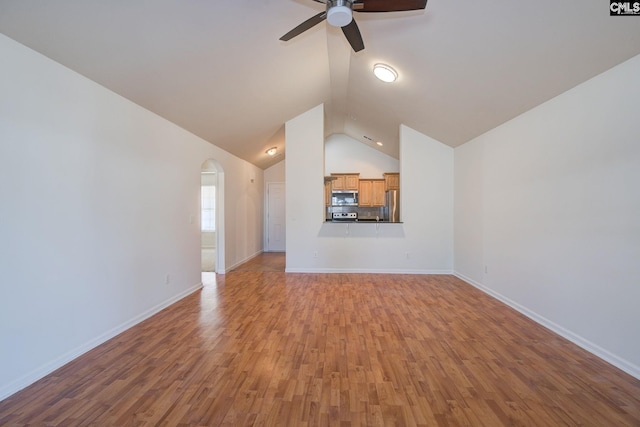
xmin=327 ymin=0 xmax=354 ymax=27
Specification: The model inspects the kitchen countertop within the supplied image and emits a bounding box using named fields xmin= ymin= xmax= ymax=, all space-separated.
xmin=325 ymin=219 xmax=403 ymax=223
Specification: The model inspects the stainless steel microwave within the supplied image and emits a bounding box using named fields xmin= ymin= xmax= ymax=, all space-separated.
xmin=331 ymin=190 xmax=358 ymax=206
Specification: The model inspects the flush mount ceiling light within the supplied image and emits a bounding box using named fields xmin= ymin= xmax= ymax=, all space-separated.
xmin=373 ymin=63 xmax=398 ymax=83
xmin=266 ymin=147 xmax=277 ymax=156
xmin=326 ymin=0 xmax=353 ymax=27
xmin=376 ymin=141 xmax=384 ymax=146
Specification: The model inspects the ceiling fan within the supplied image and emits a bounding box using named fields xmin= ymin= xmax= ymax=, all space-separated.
xmin=280 ymin=0 xmax=428 ymax=52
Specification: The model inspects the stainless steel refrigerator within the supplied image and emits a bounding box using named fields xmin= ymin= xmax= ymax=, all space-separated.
xmin=385 ymin=190 xmax=400 ymax=222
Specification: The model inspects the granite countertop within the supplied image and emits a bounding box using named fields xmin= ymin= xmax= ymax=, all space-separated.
xmin=325 ymin=219 xmax=402 ymax=223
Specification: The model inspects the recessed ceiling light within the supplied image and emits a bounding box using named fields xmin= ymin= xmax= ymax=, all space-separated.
xmin=266 ymin=147 xmax=277 ymax=156
xmin=376 ymin=141 xmax=384 ymax=146
xmin=373 ymin=63 xmax=398 ymax=83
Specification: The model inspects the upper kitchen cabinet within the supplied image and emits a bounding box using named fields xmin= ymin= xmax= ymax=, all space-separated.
xmin=359 ymin=179 xmax=386 ymax=207
xmin=331 ymin=173 xmax=360 ymax=191
xmin=384 ymin=173 xmax=399 ymax=191
xmin=324 ymin=180 xmax=332 ymax=207
xmin=372 ymin=180 xmax=386 ymax=206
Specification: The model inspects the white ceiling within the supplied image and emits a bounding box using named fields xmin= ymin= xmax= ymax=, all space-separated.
xmin=1 ymin=1 xmax=639 ymax=169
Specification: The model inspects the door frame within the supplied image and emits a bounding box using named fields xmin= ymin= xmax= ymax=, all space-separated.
xmin=201 ymin=159 xmax=225 ymax=274
xmin=265 ymin=182 xmax=286 ymax=252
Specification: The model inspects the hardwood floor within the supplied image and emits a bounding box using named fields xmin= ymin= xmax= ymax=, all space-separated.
xmin=231 ymin=252 xmax=286 ymax=272
xmin=1 ymin=262 xmax=639 ymax=425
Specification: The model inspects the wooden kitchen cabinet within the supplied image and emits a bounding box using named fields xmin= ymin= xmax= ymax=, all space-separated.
xmin=324 ymin=180 xmax=332 ymax=206
xmin=384 ymin=172 xmax=399 ymax=191
xmin=345 ymin=174 xmax=359 ymax=190
xmin=359 ymin=179 xmax=385 ymax=207
xmin=359 ymin=180 xmax=372 ymax=206
xmin=331 ymin=173 xmax=359 ymax=191
xmin=331 ymin=174 xmax=345 ymax=190
xmin=372 ymin=180 xmax=386 ymax=206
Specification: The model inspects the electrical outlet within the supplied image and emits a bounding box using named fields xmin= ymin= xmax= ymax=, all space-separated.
xmin=313 ymin=251 xmax=318 ymax=258
xmin=165 ymin=274 xmax=170 ymax=284
xmin=406 ymin=252 xmax=410 ymax=259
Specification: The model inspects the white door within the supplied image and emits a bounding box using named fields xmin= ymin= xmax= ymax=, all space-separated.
xmin=267 ymin=182 xmax=286 ymax=252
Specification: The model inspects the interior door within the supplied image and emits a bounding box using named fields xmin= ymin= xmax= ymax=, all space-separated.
xmin=267 ymin=182 xmax=286 ymax=252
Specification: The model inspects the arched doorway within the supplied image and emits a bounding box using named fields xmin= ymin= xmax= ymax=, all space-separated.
xmin=201 ymin=159 xmax=225 ymax=276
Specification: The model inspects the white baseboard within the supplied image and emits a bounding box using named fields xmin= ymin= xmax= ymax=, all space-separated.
xmin=454 ymin=272 xmax=640 ymax=380
xmin=285 ymin=268 xmax=453 ymax=274
xmin=0 ymin=283 xmax=203 ymax=401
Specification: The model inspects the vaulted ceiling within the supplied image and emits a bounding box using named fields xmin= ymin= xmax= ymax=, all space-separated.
xmin=1 ymin=1 xmax=639 ymax=169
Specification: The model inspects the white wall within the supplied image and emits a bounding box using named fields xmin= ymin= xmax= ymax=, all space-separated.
xmin=454 ymin=54 xmax=640 ymax=377
xmin=454 ymin=140 xmax=484 ymax=282
xmin=264 ymin=159 xmax=285 ymax=183
xmin=0 ymin=34 xmax=263 ymax=399
xmin=285 ymin=105 xmax=325 ymax=268
xmin=226 ymin=160 xmax=263 ymax=269
xmin=400 ymin=125 xmax=454 ymax=271
xmin=285 ymin=105 xmax=453 ymax=273
xmin=325 ymin=134 xmax=399 ymax=178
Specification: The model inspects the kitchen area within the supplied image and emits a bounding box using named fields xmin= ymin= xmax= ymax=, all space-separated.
xmin=285 ymin=110 xmax=452 ymax=273
xmin=324 ymin=172 xmax=400 ymax=223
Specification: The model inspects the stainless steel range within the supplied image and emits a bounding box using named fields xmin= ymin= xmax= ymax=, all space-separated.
xmin=332 ymin=212 xmax=357 ymax=221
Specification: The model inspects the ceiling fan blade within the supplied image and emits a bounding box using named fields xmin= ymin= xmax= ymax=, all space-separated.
xmin=280 ymin=12 xmax=327 ymax=41
xmin=355 ymin=0 xmax=427 ymax=12
xmin=341 ymin=19 xmax=364 ymax=52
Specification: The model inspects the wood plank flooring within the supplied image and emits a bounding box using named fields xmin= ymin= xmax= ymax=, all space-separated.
xmin=231 ymin=252 xmax=286 ymax=272
xmin=1 ymin=256 xmax=639 ymax=425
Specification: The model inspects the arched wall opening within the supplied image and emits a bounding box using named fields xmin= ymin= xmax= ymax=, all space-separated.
xmin=201 ymin=159 xmax=225 ymax=274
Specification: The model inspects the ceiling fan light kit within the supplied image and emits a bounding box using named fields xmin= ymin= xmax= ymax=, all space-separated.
xmin=280 ymin=0 xmax=428 ymax=53
xmin=327 ymin=0 xmax=353 ymax=27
